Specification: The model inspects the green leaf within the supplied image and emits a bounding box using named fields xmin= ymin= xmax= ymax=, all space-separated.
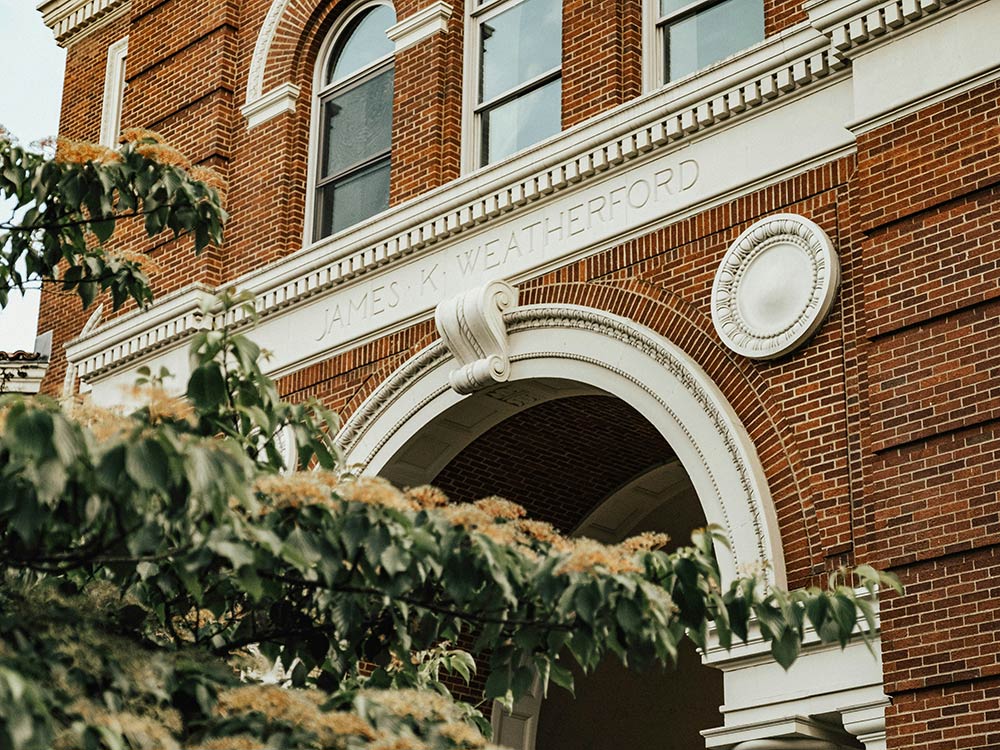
xmin=484 ymin=666 xmax=511 ymax=701
xmin=574 ymin=583 xmax=600 ymax=626
xmin=548 ymin=662 xmax=575 ymax=695
xmin=611 ymin=598 xmax=638 ymax=637
xmin=9 ymin=408 xmax=54 ymax=459
xmin=125 ymin=438 xmax=169 ymax=490
xmin=187 ymin=364 xmax=227 ymax=410
xmin=770 ymin=627 xmax=800 ymax=670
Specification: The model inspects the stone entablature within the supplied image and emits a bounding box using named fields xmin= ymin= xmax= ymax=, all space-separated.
xmin=38 ymin=0 xmax=130 ymax=45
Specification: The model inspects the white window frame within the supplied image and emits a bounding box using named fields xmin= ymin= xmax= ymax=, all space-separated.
xmin=304 ymin=0 xmax=395 ymax=245
xmin=642 ymin=0 xmax=765 ymax=91
xmin=100 ymin=36 xmax=128 ymax=148
xmin=461 ymin=0 xmax=562 ymax=173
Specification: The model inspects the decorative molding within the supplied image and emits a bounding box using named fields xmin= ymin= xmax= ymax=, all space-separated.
xmin=386 ymin=1 xmax=453 ymax=53
xmin=72 ymin=22 xmax=856 ymax=384
xmin=841 ymin=700 xmax=889 ymax=750
xmin=704 ymin=716 xmax=857 ymax=749
xmin=0 ymin=333 xmax=51 ymax=396
xmin=245 ymin=0 xmax=291 ymax=103
xmin=435 ymin=280 xmax=518 ymax=394
xmin=38 ymin=0 xmax=130 ymax=46
xmin=241 ymin=83 xmax=301 ymax=130
xmin=712 ymin=214 xmax=840 ymax=360
xmin=99 ymin=36 xmax=128 ymax=148
xmin=807 ymin=0 xmax=973 ymax=56
xmin=65 ymin=284 xmax=215 ymax=379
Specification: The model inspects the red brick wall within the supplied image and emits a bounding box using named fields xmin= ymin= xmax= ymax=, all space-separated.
xmin=886 ymin=677 xmax=1000 ymax=750
xmin=41 ymin=5 xmax=1000 ymax=747
xmin=389 ymin=0 xmax=464 ymax=204
xmin=562 ymin=0 xmax=642 ymax=129
xmin=432 ymin=395 xmax=673 ymax=531
xmin=853 ymin=79 xmax=1000 ymax=749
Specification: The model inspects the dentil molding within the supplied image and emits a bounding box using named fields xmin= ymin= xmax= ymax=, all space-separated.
xmin=711 ymin=214 xmax=840 ymax=360
xmin=38 ymin=0 xmax=130 ymax=46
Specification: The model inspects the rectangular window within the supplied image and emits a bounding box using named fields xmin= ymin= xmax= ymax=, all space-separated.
xmin=470 ymin=0 xmax=562 ymax=168
xmin=656 ymin=0 xmax=763 ymax=83
xmin=100 ymin=37 xmax=128 ymax=148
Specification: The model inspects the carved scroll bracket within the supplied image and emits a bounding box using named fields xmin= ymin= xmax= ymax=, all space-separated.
xmin=435 ymin=280 xmax=518 ymax=395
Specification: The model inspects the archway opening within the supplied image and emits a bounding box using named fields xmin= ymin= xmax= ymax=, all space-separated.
xmin=379 ymin=382 xmax=724 ymax=750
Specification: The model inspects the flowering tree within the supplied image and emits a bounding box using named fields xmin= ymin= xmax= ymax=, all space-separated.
xmin=0 ymin=126 xmax=225 ymax=310
xmin=0 ymin=132 xmax=900 ymax=750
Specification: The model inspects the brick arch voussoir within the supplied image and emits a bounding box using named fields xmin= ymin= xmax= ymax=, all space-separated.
xmin=260 ymin=0 xmax=394 ymax=98
xmin=340 ymin=324 xmax=440 ymax=420
xmin=518 ymin=279 xmax=824 ymax=585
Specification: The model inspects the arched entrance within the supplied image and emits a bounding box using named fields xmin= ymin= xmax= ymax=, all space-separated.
xmin=336 ymin=299 xmax=791 ymax=747
xmin=338 ymin=302 xmax=785 ymax=587
xmin=417 ymin=391 xmax=723 ymax=750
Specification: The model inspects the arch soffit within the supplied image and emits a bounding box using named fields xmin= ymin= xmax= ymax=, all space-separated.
xmin=337 ymin=303 xmax=788 ymax=588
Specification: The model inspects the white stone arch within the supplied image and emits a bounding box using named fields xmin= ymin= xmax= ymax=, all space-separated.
xmin=246 ymin=0 xmax=292 ymax=103
xmin=338 ymin=303 xmax=786 ymax=587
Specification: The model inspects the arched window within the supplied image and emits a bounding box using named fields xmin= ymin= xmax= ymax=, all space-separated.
xmin=312 ymin=2 xmax=396 ymax=241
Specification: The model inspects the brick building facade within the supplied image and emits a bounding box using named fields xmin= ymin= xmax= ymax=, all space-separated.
xmin=36 ymin=0 xmax=1000 ymax=747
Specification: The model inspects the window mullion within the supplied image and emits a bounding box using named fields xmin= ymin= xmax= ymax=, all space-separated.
xmin=475 ymin=67 xmax=561 ymax=113
xmin=316 ymin=148 xmax=392 ymax=189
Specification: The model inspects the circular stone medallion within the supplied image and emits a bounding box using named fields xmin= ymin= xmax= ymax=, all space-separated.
xmin=711 ymin=213 xmax=840 ymax=360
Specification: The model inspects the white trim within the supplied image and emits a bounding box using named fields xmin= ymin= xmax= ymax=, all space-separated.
xmin=245 ymin=0 xmax=292 ymax=103
xmin=386 ymin=0 xmax=453 ymax=52
xmin=65 ymin=0 xmax=986 ymax=388
xmin=338 ymin=303 xmax=786 ymax=588
xmin=99 ymin=36 xmax=128 ymax=148
xmin=37 ymin=0 xmax=130 ymax=46
xmin=240 ymin=83 xmax=300 ymax=130
xmin=703 ymin=716 xmax=854 ymax=748
xmin=72 ymin=66 xmax=856 ymax=387
xmin=846 ymin=63 xmax=1000 ymax=134
xmin=641 ymin=0 xmax=662 ymax=93
xmin=839 ymin=0 xmax=1000 ymax=131
xmin=65 ymin=284 xmax=215 ymax=380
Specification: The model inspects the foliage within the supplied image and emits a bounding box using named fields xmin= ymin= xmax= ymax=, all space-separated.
xmin=0 ymin=312 xmax=901 ymax=748
xmin=0 ymin=135 xmax=901 ymax=749
xmin=0 ymin=126 xmax=226 ymax=310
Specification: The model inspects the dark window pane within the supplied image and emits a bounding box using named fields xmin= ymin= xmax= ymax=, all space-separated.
xmin=481 ymin=76 xmax=561 ymax=165
xmin=666 ymin=0 xmax=763 ymax=81
xmin=480 ymin=0 xmax=561 ymax=103
xmin=322 ymin=68 xmax=393 ymax=178
xmin=327 ymin=4 xmax=396 ymax=84
xmin=318 ymin=158 xmax=390 ymax=238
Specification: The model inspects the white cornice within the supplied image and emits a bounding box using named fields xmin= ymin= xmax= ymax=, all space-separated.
xmin=807 ymin=0 xmax=972 ymax=55
xmin=386 ymin=1 xmax=453 ymax=53
xmin=65 ymin=284 xmax=215 ymax=378
xmin=37 ymin=0 xmax=130 ymax=46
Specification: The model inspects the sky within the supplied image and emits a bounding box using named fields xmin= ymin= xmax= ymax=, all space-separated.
xmin=0 ymin=0 xmax=66 ymax=352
